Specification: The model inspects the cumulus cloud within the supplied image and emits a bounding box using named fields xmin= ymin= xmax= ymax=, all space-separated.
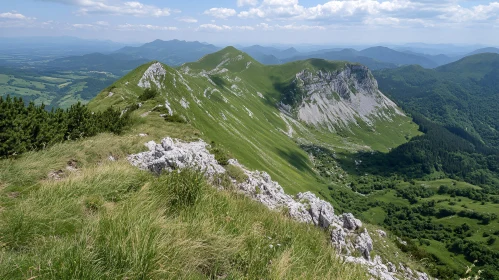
xmin=439 ymin=2 xmax=499 ymax=23
xmin=203 ymin=8 xmax=237 ymax=19
xmin=0 ymin=12 xmax=30 ymax=20
xmin=235 ymin=0 xmax=499 ymax=28
xmin=37 ymin=0 xmax=173 ymax=17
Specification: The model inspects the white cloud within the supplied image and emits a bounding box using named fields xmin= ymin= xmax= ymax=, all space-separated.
xmin=177 ymin=16 xmax=198 ymax=23
xmin=197 ymin=23 xmax=233 ymax=31
xmin=117 ymin=23 xmax=178 ymax=31
xmin=38 ymin=0 xmax=173 ymax=17
xmin=235 ymin=0 xmax=499 ymax=28
xmin=0 ymin=12 xmax=29 ymax=20
xmin=237 ymin=0 xmax=259 ymax=7
xmin=256 ymin=22 xmax=325 ymax=30
xmin=72 ymin=23 xmax=94 ymax=28
xmin=95 ymin=20 xmax=109 ymax=26
xmin=204 ymin=8 xmax=237 ymax=19
xmin=197 ymin=22 xmax=324 ymax=32
xmin=439 ymin=2 xmax=499 ymax=23
xmin=262 ymin=0 xmax=298 ymax=6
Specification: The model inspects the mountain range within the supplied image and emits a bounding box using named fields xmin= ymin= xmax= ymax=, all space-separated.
xmin=2 ymin=40 xmax=499 ymax=279
xmin=113 ymin=39 xmax=221 ymax=67
xmin=87 ymin=47 xmax=499 ymax=278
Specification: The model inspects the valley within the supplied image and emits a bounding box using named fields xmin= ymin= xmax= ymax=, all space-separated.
xmin=1 ymin=38 xmax=499 ymax=280
xmin=0 ymin=65 xmax=118 ymax=109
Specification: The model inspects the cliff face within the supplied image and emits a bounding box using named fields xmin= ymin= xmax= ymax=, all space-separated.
xmin=283 ymin=65 xmax=403 ymax=131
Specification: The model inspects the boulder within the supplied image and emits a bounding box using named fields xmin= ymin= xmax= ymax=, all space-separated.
xmin=355 ymin=228 xmax=373 ymax=261
xmin=342 ymin=213 xmax=363 ymax=230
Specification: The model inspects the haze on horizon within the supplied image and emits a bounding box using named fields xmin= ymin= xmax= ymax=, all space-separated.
xmin=0 ymin=0 xmax=498 ymax=45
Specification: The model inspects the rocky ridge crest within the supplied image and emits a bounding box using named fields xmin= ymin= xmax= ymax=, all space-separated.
xmin=128 ymin=137 xmax=430 ymax=280
xmin=283 ymin=65 xmax=403 ymax=131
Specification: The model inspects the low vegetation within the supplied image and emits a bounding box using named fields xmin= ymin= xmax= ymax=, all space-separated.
xmin=138 ymin=88 xmax=158 ymax=101
xmin=306 ymin=140 xmax=499 ymax=279
xmin=0 ymin=120 xmax=368 ymax=279
xmin=0 ymin=96 xmax=133 ymax=158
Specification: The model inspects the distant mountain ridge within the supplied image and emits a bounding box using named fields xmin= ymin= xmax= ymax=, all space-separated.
xmin=114 ymin=39 xmax=221 ymax=66
xmin=46 ymin=53 xmax=149 ymax=75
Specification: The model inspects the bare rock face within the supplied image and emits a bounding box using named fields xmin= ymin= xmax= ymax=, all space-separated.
xmin=127 ymin=137 xmax=433 ymax=280
xmin=296 ymin=191 xmax=341 ymax=228
xmin=138 ymin=62 xmax=167 ymax=89
xmin=127 ymin=137 xmax=225 ymax=176
xmin=331 ymin=227 xmax=349 ymax=254
xmin=282 ymin=65 xmax=403 ymax=131
xmin=355 ymin=228 xmax=374 ymax=261
xmin=342 ymin=213 xmax=363 ymax=230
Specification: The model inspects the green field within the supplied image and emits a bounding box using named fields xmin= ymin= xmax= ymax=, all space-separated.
xmin=0 ymin=65 xmax=118 ymax=109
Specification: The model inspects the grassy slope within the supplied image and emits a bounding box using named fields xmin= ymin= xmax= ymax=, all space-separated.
xmin=0 ymin=113 xmax=368 ymax=280
xmin=89 ymin=47 xmax=419 ymax=194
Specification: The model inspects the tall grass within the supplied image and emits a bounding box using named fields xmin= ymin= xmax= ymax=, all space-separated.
xmin=0 ymin=129 xmax=368 ymax=279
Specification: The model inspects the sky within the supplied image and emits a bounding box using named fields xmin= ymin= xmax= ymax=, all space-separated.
xmin=0 ymin=0 xmax=498 ymax=45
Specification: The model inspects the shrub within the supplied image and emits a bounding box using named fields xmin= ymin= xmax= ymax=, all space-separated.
xmin=225 ymin=165 xmax=248 ymax=183
xmin=163 ymin=114 xmax=187 ymax=123
xmin=210 ymin=142 xmax=232 ymax=166
xmin=84 ymin=195 xmax=104 ymax=212
xmin=211 ymin=172 xmax=235 ymax=190
xmin=152 ymin=106 xmax=170 ymax=114
xmin=138 ymin=88 xmax=158 ymax=101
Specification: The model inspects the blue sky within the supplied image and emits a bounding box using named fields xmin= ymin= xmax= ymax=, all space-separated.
xmin=0 ymin=0 xmax=498 ymax=45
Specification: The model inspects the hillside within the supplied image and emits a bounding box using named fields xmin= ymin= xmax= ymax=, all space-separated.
xmin=114 ymin=39 xmax=221 ymax=66
xmin=283 ymin=49 xmax=398 ymax=70
xmin=374 ymin=53 xmax=499 ymax=148
xmin=358 ymin=47 xmax=439 ymax=68
xmin=4 ymin=45 xmax=497 ymax=279
xmin=0 ymin=48 xmax=432 ymax=279
xmin=282 ymin=46 xmax=454 ymax=69
xmin=89 ymin=47 xmax=418 ymax=194
xmin=0 ymin=116 xmax=372 ymax=279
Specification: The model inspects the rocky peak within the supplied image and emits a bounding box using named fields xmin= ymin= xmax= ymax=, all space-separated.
xmin=282 ymin=64 xmax=403 ymax=131
xmin=138 ymin=62 xmax=167 ymax=89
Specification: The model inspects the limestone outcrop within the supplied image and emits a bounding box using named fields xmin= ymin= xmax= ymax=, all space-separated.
xmin=128 ymin=137 xmax=432 ymax=280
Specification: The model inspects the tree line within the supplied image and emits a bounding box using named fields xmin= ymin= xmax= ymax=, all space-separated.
xmin=0 ymin=95 xmax=132 ymax=158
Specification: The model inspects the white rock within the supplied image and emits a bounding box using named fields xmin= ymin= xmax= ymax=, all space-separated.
xmin=355 ymin=228 xmax=373 ymax=261
xmin=342 ymin=213 xmax=363 ymax=230
xmin=289 ymin=66 xmax=404 ymax=131
xmin=376 ymin=229 xmax=387 ymax=238
xmin=138 ymin=62 xmax=166 ymax=89
xmin=128 ymin=137 xmax=432 ymax=280
xmin=128 ymin=138 xmax=225 ymax=176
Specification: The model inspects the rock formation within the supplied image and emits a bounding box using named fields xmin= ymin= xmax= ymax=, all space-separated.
xmin=128 ymin=137 xmax=432 ymax=280
xmin=281 ymin=65 xmax=403 ymax=131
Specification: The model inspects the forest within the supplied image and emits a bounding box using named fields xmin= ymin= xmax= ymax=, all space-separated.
xmin=0 ymin=95 xmax=132 ymax=158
